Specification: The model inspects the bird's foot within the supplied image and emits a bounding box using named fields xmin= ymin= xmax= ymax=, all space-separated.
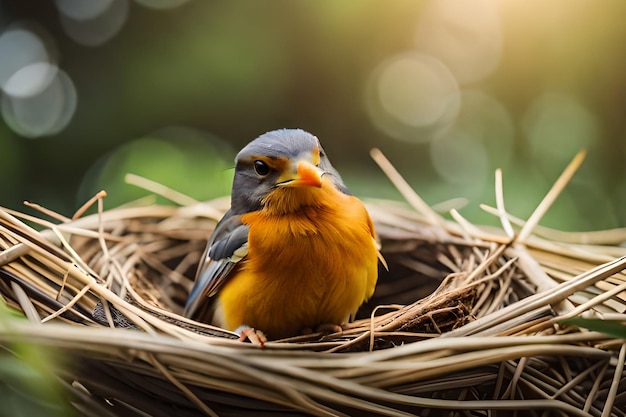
xmin=234 ymin=325 xmax=267 ymax=348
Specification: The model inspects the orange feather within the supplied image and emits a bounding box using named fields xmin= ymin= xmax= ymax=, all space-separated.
xmin=215 ymin=175 xmax=379 ymax=339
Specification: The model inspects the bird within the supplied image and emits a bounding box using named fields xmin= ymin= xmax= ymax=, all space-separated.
xmin=184 ymin=129 xmax=383 ymax=340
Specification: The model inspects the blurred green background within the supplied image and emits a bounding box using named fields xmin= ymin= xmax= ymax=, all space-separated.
xmin=0 ymin=0 xmax=625 ymax=230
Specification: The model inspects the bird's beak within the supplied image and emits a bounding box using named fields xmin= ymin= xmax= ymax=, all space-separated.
xmin=278 ymin=160 xmax=323 ymax=188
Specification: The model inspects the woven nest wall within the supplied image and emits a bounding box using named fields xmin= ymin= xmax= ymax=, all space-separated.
xmin=1 ymin=151 xmax=625 ymax=417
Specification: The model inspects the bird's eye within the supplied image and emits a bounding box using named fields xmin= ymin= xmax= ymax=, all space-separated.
xmin=253 ymin=160 xmax=271 ymax=177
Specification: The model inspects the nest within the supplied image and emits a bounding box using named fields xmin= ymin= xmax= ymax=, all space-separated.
xmin=1 ymin=150 xmax=625 ymax=416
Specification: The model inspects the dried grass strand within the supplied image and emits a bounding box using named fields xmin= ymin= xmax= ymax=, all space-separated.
xmin=602 ymin=343 xmax=626 ymax=417
xmin=517 ymin=150 xmax=586 ymax=242
xmin=494 ymin=168 xmax=515 ymax=239
xmin=125 ymin=173 xmax=200 ymax=207
xmin=1 ymin=149 xmax=625 ymax=415
xmin=370 ymin=148 xmax=444 ymax=227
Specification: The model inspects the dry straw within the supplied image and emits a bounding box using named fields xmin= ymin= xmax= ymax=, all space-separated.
xmin=0 ymin=150 xmax=625 ymax=416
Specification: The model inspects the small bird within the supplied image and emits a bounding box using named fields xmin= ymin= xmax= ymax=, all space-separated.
xmin=184 ymin=129 xmax=382 ymax=340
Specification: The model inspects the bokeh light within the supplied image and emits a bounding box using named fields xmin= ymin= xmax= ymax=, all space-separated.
xmin=1 ymin=68 xmax=76 ymax=138
xmin=523 ymin=92 xmax=598 ymax=175
xmin=424 ymin=90 xmax=514 ymax=208
xmin=415 ymin=0 xmax=502 ymax=85
xmin=366 ymin=52 xmax=460 ymax=143
xmin=3 ymin=62 xmax=59 ymax=99
xmin=0 ymin=1 xmax=624 ymax=231
xmin=133 ymin=0 xmax=190 ymax=10
xmin=455 ymin=90 xmax=515 ymax=169
xmin=54 ymin=0 xmax=115 ymax=21
xmin=430 ymin=128 xmax=489 ymax=187
xmin=57 ymin=0 xmax=129 ymax=47
xmin=0 ymin=23 xmax=57 ymax=98
xmin=0 ymin=21 xmax=74 ymax=139
xmin=78 ymin=127 xmax=235 ymax=208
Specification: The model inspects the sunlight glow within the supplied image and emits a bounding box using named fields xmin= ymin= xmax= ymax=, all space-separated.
xmin=415 ymin=0 xmax=502 ymax=85
xmin=366 ymin=52 xmax=460 ymax=143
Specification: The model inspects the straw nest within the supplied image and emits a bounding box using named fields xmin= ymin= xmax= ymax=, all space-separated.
xmin=1 ymin=150 xmax=625 ymax=417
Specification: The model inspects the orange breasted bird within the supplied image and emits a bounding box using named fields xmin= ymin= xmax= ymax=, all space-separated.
xmin=184 ymin=129 xmax=383 ymax=340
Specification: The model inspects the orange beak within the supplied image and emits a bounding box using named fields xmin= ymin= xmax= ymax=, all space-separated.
xmin=294 ymin=160 xmax=323 ymax=187
xmin=278 ymin=160 xmax=323 ymax=188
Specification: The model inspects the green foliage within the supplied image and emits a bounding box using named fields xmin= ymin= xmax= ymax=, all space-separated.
xmin=77 ymin=127 xmax=235 ymax=209
xmin=2 ymin=1 xmax=625 ymax=230
xmin=560 ymin=317 xmax=626 ymax=339
xmin=0 ymin=301 xmax=75 ymax=417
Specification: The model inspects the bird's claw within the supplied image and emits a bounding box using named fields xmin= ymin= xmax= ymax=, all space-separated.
xmin=235 ymin=326 xmax=267 ymax=348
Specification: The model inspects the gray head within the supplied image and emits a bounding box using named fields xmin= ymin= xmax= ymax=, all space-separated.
xmin=229 ymin=129 xmax=348 ymax=214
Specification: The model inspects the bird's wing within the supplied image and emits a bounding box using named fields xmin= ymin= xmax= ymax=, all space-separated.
xmin=184 ymin=210 xmax=249 ymax=319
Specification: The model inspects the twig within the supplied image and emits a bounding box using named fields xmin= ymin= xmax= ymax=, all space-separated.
xmin=370 ymin=148 xmax=445 ymax=227
xmin=126 ymin=173 xmax=199 ymax=206
xmin=73 ymin=190 xmax=108 ymax=220
xmin=601 ymin=343 xmax=625 ymax=417
xmin=517 ymin=151 xmax=586 ymax=243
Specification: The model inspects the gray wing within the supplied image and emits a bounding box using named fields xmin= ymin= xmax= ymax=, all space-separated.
xmin=184 ymin=210 xmax=249 ymax=320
